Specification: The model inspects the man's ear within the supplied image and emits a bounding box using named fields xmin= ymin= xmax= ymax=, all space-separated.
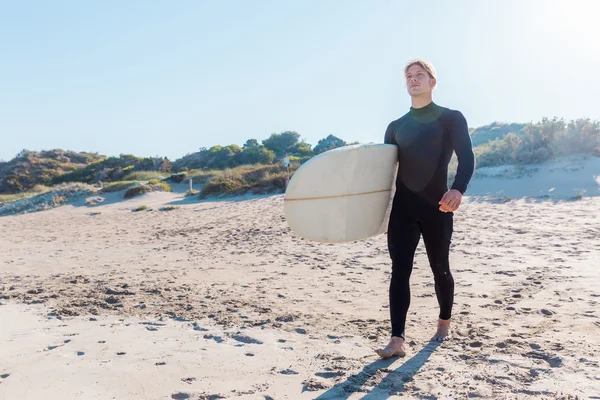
xmin=430 ymin=78 xmax=437 ymax=88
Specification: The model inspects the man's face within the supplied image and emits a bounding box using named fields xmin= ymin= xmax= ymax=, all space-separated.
xmin=405 ymin=64 xmax=436 ymax=97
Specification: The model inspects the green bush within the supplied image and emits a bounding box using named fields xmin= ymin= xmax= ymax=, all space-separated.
xmin=53 ymin=195 xmax=66 ymax=205
xmin=0 ymin=193 xmax=27 ymax=205
xmin=101 ymin=181 xmax=139 ymax=193
xmin=147 ymin=178 xmax=161 ymax=185
xmin=186 ymin=169 xmax=222 ymax=184
xmin=134 ymin=205 xmax=149 ymax=212
xmin=0 ymin=184 xmax=53 ymax=205
xmin=30 ymin=184 xmax=52 ymax=193
xmin=475 ymin=117 xmax=599 ymax=168
xmin=169 ymin=172 xmax=187 ymax=183
xmin=122 ymin=171 xmax=169 ymax=181
xmin=123 ymin=181 xmax=171 ymax=199
xmin=153 ymin=182 xmax=171 ymax=192
xmin=124 ymin=185 xmax=151 ymax=199
xmin=199 ymin=164 xmax=295 ymax=198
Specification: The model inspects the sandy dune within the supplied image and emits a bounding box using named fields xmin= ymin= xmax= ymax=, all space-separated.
xmin=1 ymin=187 xmax=599 ymax=399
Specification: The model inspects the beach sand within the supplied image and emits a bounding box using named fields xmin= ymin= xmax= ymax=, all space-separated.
xmin=1 ymin=182 xmax=599 ymax=399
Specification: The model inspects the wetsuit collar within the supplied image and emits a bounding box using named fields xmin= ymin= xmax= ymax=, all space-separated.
xmin=410 ymin=101 xmax=436 ymax=116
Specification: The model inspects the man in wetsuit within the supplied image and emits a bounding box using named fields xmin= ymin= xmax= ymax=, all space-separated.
xmin=375 ymin=59 xmax=475 ymax=359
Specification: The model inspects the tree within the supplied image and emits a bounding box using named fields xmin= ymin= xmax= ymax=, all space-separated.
xmin=313 ymin=134 xmax=347 ymax=154
xmin=293 ymin=141 xmax=313 ymax=156
xmin=16 ymin=149 xmax=30 ymax=159
xmin=243 ymin=139 xmax=259 ymax=148
xmin=209 ymin=144 xmax=242 ymax=168
xmin=237 ymin=145 xmax=275 ymax=165
xmin=262 ymin=131 xmax=301 ymax=156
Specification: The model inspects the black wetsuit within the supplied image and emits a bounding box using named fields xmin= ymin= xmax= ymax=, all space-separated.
xmin=384 ymin=101 xmax=475 ymax=338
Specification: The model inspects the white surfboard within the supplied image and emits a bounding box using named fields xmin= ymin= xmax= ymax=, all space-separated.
xmin=284 ymin=143 xmax=398 ymax=243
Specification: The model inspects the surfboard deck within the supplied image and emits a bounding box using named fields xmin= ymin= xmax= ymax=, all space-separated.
xmin=284 ymin=143 xmax=398 ymax=243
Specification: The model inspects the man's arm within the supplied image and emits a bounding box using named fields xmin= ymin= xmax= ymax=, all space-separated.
xmin=384 ymin=122 xmax=395 ymax=145
xmin=449 ymin=111 xmax=475 ymax=194
xmin=439 ymin=111 xmax=475 ymax=212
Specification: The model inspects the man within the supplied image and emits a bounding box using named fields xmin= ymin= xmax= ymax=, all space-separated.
xmin=376 ymin=59 xmax=475 ymax=359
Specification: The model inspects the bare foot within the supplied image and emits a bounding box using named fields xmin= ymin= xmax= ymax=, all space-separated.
xmin=431 ymin=318 xmax=451 ymax=342
xmin=375 ymin=336 xmax=406 ymax=358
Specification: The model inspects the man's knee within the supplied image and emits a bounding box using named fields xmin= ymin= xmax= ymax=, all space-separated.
xmin=391 ymin=263 xmax=413 ymax=281
xmin=432 ymin=264 xmax=454 ymax=283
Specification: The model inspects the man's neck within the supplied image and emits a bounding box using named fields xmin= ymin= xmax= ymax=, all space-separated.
xmin=411 ymin=95 xmax=433 ymax=109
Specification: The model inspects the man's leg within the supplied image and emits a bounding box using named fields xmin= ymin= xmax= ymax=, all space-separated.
xmin=376 ymin=209 xmax=421 ymax=358
xmin=421 ymin=211 xmax=454 ymax=341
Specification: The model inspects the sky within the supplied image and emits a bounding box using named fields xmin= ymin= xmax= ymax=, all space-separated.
xmin=1 ymin=0 xmax=599 ymax=162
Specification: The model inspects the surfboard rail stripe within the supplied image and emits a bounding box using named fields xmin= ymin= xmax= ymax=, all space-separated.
xmin=284 ymin=188 xmax=391 ymax=202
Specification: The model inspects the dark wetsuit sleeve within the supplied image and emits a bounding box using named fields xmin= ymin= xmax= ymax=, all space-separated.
xmin=384 ymin=122 xmax=395 ymax=145
xmin=448 ymin=111 xmax=475 ymax=194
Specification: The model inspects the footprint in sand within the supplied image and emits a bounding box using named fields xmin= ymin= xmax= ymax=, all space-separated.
xmin=231 ymin=335 xmax=263 ymax=345
xmin=316 ymin=371 xmax=344 ymax=379
xmin=77 ymin=351 xmax=85 ymax=356
xmin=203 ymin=334 xmax=223 ymax=343
xmin=280 ymin=369 xmax=298 ymax=375
xmin=525 ymin=350 xmax=563 ymax=368
xmin=171 ymin=393 xmax=190 ymax=400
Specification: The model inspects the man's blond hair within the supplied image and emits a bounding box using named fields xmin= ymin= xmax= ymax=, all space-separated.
xmin=404 ymin=59 xmax=436 ymax=80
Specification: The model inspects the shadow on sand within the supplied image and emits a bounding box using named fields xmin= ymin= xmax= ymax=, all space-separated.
xmin=314 ymin=341 xmax=441 ymax=400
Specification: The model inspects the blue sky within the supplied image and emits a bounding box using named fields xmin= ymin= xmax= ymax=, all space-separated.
xmin=1 ymin=0 xmax=599 ymax=161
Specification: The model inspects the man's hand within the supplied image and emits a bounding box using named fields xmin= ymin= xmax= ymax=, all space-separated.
xmin=439 ymin=189 xmax=462 ymax=212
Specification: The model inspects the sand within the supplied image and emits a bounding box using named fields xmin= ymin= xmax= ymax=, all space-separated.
xmin=1 ymin=180 xmax=600 ymax=399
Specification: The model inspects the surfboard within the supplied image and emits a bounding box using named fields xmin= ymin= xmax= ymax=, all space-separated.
xmin=284 ymin=143 xmax=398 ymax=243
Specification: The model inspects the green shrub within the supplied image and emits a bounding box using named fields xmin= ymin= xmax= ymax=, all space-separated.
xmin=124 ymin=185 xmax=151 ymax=199
xmin=159 ymin=206 xmax=179 ymax=211
xmin=199 ymin=164 xmax=294 ymax=198
xmin=31 ymin=184 xmax=52 ymax=193
xmin=474 ymin=117 xmax=600 ymax=168
xmin=249 ymin=172 xmax=288 ymax=194
xmin=186 ymin=169 xmax=222 ymax=184
xmin=53 ymin=195 xmax=66 ymax=205
xmin=0 ymin=184 xmax=53 ymax=205
xmin=147 ymin=178 xmax=161 ymax=185
xmin=134 ymin=205 xmax=149 ymax=212
xmin=199 ymin=178 xmax=242 ymax=198
xmin=123 ymin=181 xmax=171 ymax=199
xmin=101 ymin=181 xmax=139 ymax=193
xmin=153 ymin=182 xmax=171 ymax=192
xmin=121 ymin=171 xmax=169 ymax=181
xmin=169 ymin=172 xmax=187 ymax=183
xmin=0 ymin=193 xmax=27 ymax=205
